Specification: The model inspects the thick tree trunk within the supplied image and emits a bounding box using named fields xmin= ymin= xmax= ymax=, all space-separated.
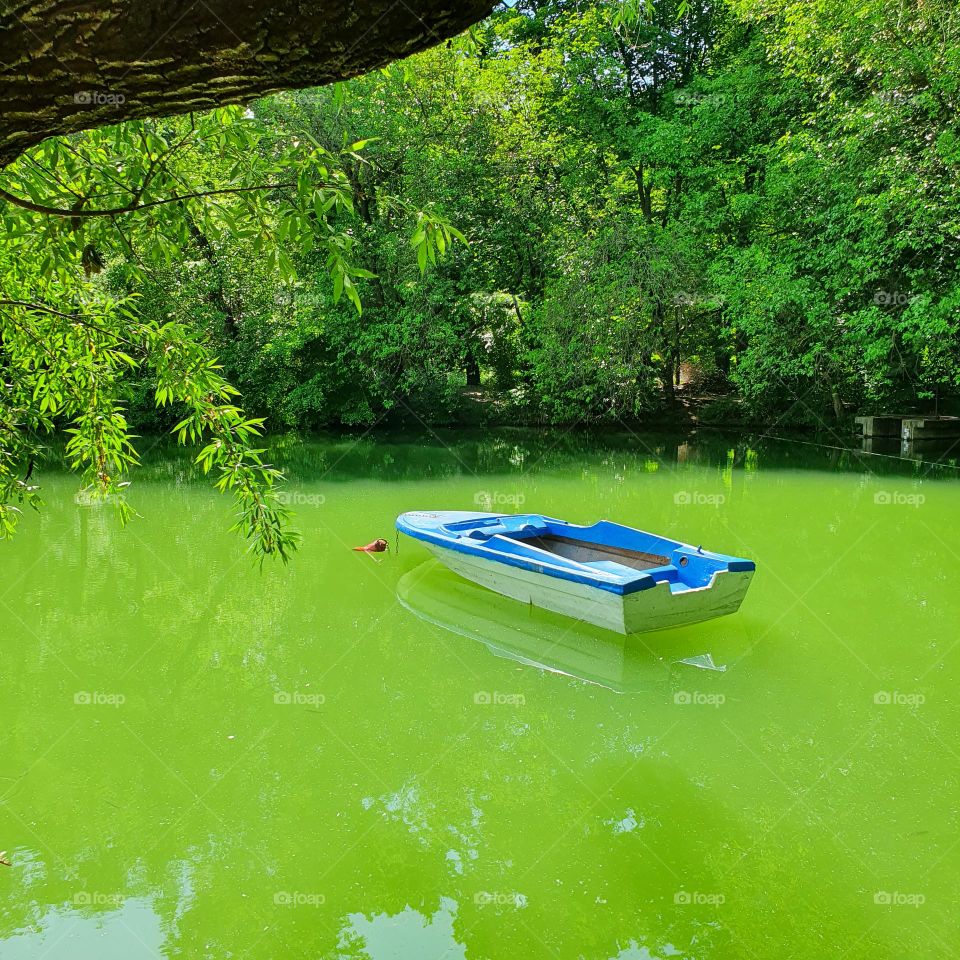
xmin=0 ymin=0 xmax=493 ymax=167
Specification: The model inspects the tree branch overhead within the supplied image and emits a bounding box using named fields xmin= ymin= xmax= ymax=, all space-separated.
xmin=0 ymin=0 xmax=494 ymax=167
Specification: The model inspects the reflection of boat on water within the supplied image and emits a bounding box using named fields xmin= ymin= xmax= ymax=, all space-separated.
xmin=398 ymin=560 xmax=638 ymax=691
xmin=397 ymin=561 xmax=754 ymax=693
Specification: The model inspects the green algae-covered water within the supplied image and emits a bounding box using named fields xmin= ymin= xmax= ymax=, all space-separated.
xmin=1 ymin=430 xmax=958 ymax=959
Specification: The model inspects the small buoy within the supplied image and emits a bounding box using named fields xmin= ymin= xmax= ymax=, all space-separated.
xmin=353 ymin=539 xmax=389 ymax=553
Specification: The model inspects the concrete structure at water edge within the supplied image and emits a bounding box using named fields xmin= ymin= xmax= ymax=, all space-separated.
xmin=855 ymin=415 xmax=960 ymax=442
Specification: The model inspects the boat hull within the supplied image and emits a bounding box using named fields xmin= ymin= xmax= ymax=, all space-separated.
xmin=424 ymin=543 xmax=753 ymax=634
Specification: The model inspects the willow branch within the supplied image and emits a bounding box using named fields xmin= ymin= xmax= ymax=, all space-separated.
xmin=0 ymin=300 xmax=134 ymax=346
xmin=0 ymin=182 xmax=299 ymax=218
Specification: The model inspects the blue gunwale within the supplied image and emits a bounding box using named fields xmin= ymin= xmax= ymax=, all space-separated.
xmin=396 ymin=511 xmax=755 ymax=597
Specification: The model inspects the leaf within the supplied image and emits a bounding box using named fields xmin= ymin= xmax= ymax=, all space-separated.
xmin=345 ymin=138 xmax=380 ymax=152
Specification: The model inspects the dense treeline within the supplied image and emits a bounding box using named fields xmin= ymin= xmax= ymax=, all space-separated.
xmin=2 ymin=0 xmax=960 ymax=539
xmin=107 ymin=0 xmax=960 ymax=429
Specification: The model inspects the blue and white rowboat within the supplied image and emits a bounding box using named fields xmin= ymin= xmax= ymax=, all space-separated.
xmin=396 ymin=511 xmax=755 ymax=634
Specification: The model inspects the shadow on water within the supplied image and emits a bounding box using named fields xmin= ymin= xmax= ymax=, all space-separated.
xmin=272 ymin=427 xmax=960 ymax=483
xmin=62 ymin=425 xmax=960 ymax=489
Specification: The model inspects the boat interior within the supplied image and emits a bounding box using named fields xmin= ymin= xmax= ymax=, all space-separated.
xmin=516 ymin=534 xmax=669 ymax=571
xmin=502 ymin=531 xmax=693 ymax=588
xmin=434 ymin=513 xmax=720 ymax=590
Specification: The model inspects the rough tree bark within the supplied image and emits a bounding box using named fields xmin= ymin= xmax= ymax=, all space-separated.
xmin=0 ymin=0 xmax=494 ymax=168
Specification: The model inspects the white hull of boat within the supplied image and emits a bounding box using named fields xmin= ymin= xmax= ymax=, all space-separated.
xmin=425 ymin=543 xmax=753 ymax=634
